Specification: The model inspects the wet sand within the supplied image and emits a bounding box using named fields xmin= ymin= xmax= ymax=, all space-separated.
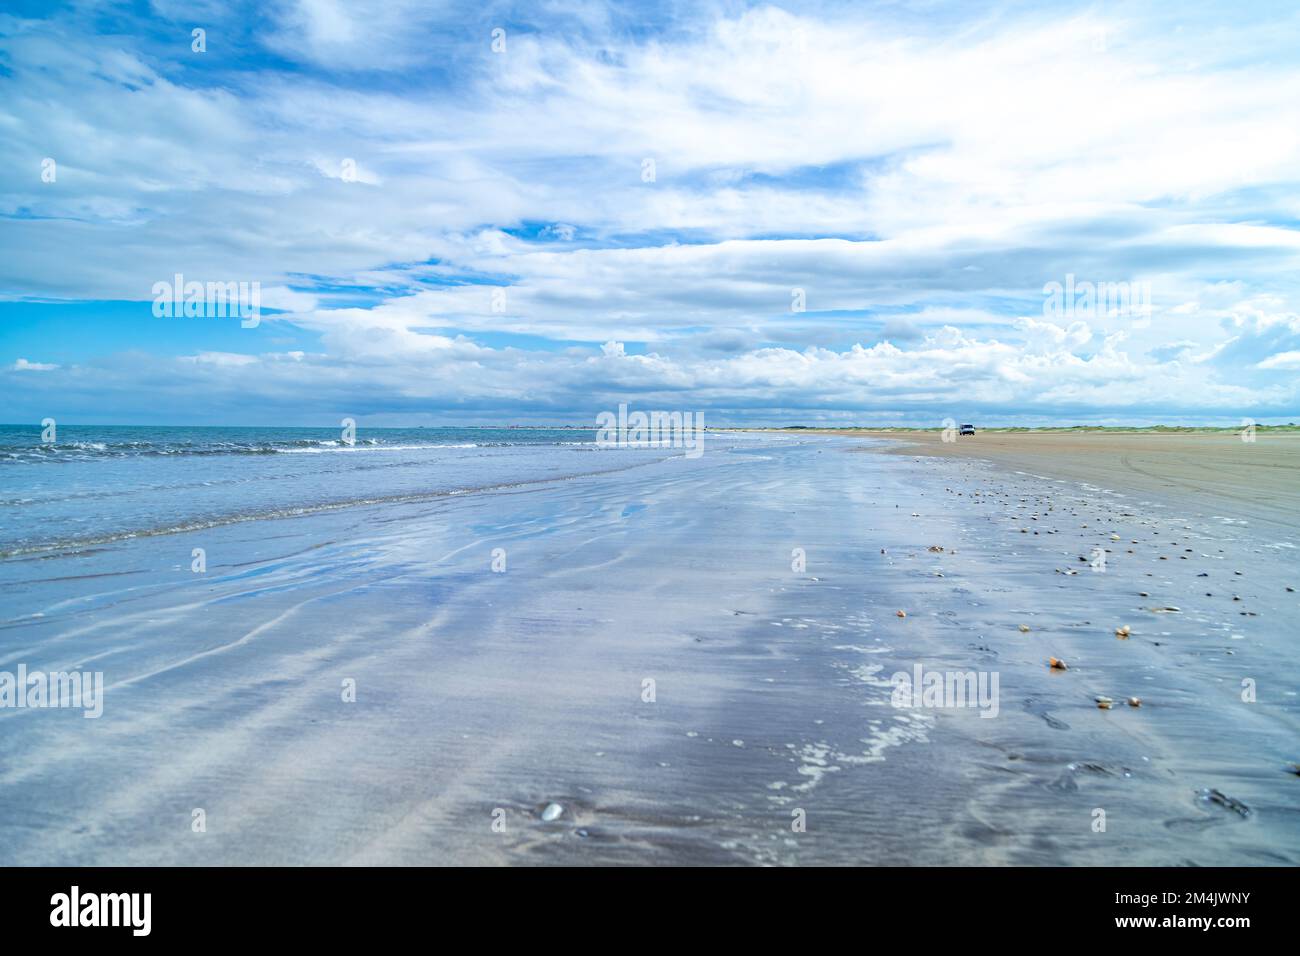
xmin=1 ymin=434 xmax=1296 ymax=865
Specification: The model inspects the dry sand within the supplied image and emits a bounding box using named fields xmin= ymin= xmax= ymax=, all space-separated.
xmin=835 ymin=431 xmax=1300 ymax=531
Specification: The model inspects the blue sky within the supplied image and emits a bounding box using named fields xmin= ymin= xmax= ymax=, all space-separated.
xmin=2 ymin=0 xmax=1300 ymax=426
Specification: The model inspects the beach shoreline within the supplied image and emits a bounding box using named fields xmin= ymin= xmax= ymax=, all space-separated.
xmin=771 ymin=429 xmax=1300 ymax=533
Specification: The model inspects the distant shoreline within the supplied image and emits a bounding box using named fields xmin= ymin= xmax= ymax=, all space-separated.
xmin=6 ymin=423 xmax=1299 ymax=433
xmin=786 ymin=427 xmax=1300 ymax=533
xmin=727 ymin=424 xmax=1300 ymax=434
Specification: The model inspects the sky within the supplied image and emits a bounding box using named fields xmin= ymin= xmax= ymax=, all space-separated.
xmin=2 ymin=0 xmax=1300 ymax=426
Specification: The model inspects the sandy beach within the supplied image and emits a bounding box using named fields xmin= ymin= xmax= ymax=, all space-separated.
xmin=1 ymin=431 xmax=1296 ymax=865
xmin=837 ymin=430 xmax=1300 ymax=532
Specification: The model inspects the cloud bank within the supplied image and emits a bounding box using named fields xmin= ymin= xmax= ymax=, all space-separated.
xmin=2 ymin=1 xmax=1299 ymax=424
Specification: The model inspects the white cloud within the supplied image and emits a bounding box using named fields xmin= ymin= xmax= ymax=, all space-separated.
xmin=179 ymin=351 xmax=260 ymax=367
xmin=1258 ymin=351 xmax=1300 ymax=370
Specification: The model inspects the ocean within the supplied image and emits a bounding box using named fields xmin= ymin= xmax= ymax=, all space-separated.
xmin=0 ymin=424 xmax=650 ymax=558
